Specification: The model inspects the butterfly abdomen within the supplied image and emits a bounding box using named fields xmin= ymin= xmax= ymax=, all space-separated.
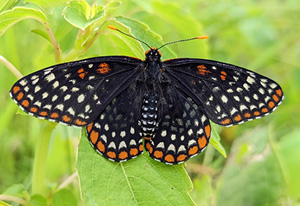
xmin=140 ymin=92 xmax=158 ymax=139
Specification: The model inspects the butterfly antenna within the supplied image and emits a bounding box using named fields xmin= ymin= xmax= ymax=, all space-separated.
xmin=108 ymin=25 xmax=151 ymax=49
xmin=157 ymin=35 xmax=209 ymax=50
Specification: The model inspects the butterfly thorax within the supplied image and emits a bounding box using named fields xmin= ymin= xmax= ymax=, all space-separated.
xmin=144 ymin=48 xmax=162 ymax=81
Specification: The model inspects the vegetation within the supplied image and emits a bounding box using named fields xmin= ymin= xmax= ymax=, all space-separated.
xmin=0 ymin=0 xmax=298 ymax=205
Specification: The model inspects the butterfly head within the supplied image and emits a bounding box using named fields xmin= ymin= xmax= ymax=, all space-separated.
xmin=145 ymin=47 xmax=162 ymax=62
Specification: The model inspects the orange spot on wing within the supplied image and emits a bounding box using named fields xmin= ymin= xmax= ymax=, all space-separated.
xmin=244 ymin=112 xmax=251 ymax=118
xmin=276 ymin=89 xmax=283 ymax=97
xmin=272 ymin=94 xmax=279 ymax=103
xmin=50 ymin=112 xmax=59 ymax=118
xmin=254 ymin=111 xmax=260 ymax=116
xmin=268 ymin=101 xmax=275 ymax=109
xmin=77 ymin=68 xmax=88 ymax=79
xmin=16 ymin=92 xmax=24 ymax=100
xmin=146 ymin=142 xmax=153 ymax=154
xmin=153 ymin=150 xmax=163 ymax=159
xmin=234 ymin=114 xmax=242 ymax=122
xmin=144 ymin=137 xmax=151 ymax=140
xmin=87 ymin=123 xmax=93 ymax=133
xmin=12 ymin=86 xmax=21 ymax=94
xmin=119 ymin=151 xmax=128 ymax=160
xmin=107 ymin=151 xmax=116 ymax=159
xmin=220 ymin=71 xmax=227 ymax=81
xmin=30 ymin=107 xmax=38 ymax=113
xmin=62 ymin=115 xmax=71 ymax=122
xmin=130 ymin=148 xmax=138 ymax=156
xmin=205 ymin=125 xmax=211 ymax=138
xmin=139 ymin=144 xmax=143 ymax=152
xmin=188 ymin=146 xmax=198 ymax=156
xmin=261 ymin=108 xmax=268 ymax=113
xmin=164 ymin=154 xmax=175 ymax=163
xmin=97 ymin=141 xmax=105 ymax=152
xmin=97 ymin=63 xmax=111 ymax=74
xmin=198 ymin=136 xmax=207 ymax=149
xmin=197 ymin=65 xmax=211 ymax=76
xmin=220 ymin=118 xmax=231 ymax=125
xmin=75 ymin=119 xmax=87 ymax=126
xmin=177 ymin=154 xmax=187 ymax=162
xmin=39 ymin=111 xmax=48 ymax=116
xmin=90 ymin=130 xmax=99 ymax=144
xmin=21 ymin=100 xmax=29 ymax=108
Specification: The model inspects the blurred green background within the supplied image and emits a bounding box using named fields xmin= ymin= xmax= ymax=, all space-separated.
xmin=0 ymin=0 xmax=299 ymax=205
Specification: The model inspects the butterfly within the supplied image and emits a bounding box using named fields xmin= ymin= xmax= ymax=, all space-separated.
xmin=10 ymin=25 xmax=284 ymax=164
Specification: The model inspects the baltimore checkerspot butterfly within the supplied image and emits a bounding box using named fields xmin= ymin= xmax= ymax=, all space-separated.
xmin=10 ymin=25 xmax=284 ymax=165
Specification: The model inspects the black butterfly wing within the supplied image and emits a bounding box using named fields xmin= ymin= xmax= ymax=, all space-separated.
xmin=162 ymin=58 xmax=284 ymax=126
xmin=10 ymin=56 xmax=143 ymax=127
xmin=145 ymin=84 xmax=210 ymax=164
xmin=86 ymin=80 xmax=144 ymax=162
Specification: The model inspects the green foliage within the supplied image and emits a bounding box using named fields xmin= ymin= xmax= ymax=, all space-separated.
xmin=0 ymin=0 xmax=298 ymax=205
xmin=78 ymin=130 xmax=194 ymax=206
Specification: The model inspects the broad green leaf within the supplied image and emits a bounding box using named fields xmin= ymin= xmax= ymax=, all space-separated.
xmin=116 ymin=16 xmax=176 ymax=59
xmin=0 ymin=7 xmax=48 ymax=36
xmin=131 ymin=1 xmax=209 ymax=59
xmin=63 ymin=0 xmax=104 ymax=30
xmin=93 ymin=19 xmax=146 ymax=59
xmin=53 ymin=189 xmax=78 ymax=206
xmin=77 ymin=130 xmax=195 ymax=206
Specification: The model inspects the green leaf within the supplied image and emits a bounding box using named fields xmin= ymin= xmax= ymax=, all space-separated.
xmin=53 ymin=189 xmax=78 ymax=206
xmin=32 ymin=29 xmax=52 ymax=44
xmin=210 ymin=125 xmax=227 ymax=157
xmin=30 ymin=194 xmax=47 ymax=206
xmin=215 ymin=127 xmax=285 ymax=206
xmin=24 ymin=0 xmax=69 ymax=8
xmin=278 ymin=129 xmax=300 ymax=199
xmin=116 ymin=16 xmax=176 ymax=59
xmin=2 ymin=184 xmax=30 ymax=199
xmin=77 ymin=130 xmax=195 ymax=206
xmin=63 ymin=0 xmax=104 ymax=30
xmin=0 ymin=7 xmax=48 ymax=36
xmin=131 ymin=1 xmax=209 ymax=59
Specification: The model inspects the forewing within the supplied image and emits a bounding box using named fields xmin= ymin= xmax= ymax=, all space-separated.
xmin=145 ymin=85 xmax=210 ymax=164
xmin=10 ymin=56 xmax=143 ymax=126
xmin=163 ymin=58 xmax=284 ymax=126
xmin=86 ymin=81 xmax=144 ymax=162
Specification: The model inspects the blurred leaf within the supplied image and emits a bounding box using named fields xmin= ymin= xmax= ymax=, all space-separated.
xmin=32 ymin=29 xmax=51 ymax=44
xmin=210 ymin=125 xmax=226 ymax=157
xmin=190 ymin=175 xmax=213 ymax=206
xmin=215 ymin=127 xmax=285 ymax=206
xmin=2 ymin=184 xmax=29 ymax=200
xmin=24 ymin=0 xmax=69 ymax=8
xmin=278 ymin=129 xmax=300 ymax=199
xmin=30 ymin=194 xmax=47 ymax=206
xmin=62 ymin=0 xmax=104 ymax=30
xmin=104 ymin=1 xmax=121 ymax=14
xmin=53 ymin=189 xmax=78 ymax=206
xmin=77 ymin=130 xmax=195 ymax=206
xmin=0 ymin=7 xmax=48 ymax=36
